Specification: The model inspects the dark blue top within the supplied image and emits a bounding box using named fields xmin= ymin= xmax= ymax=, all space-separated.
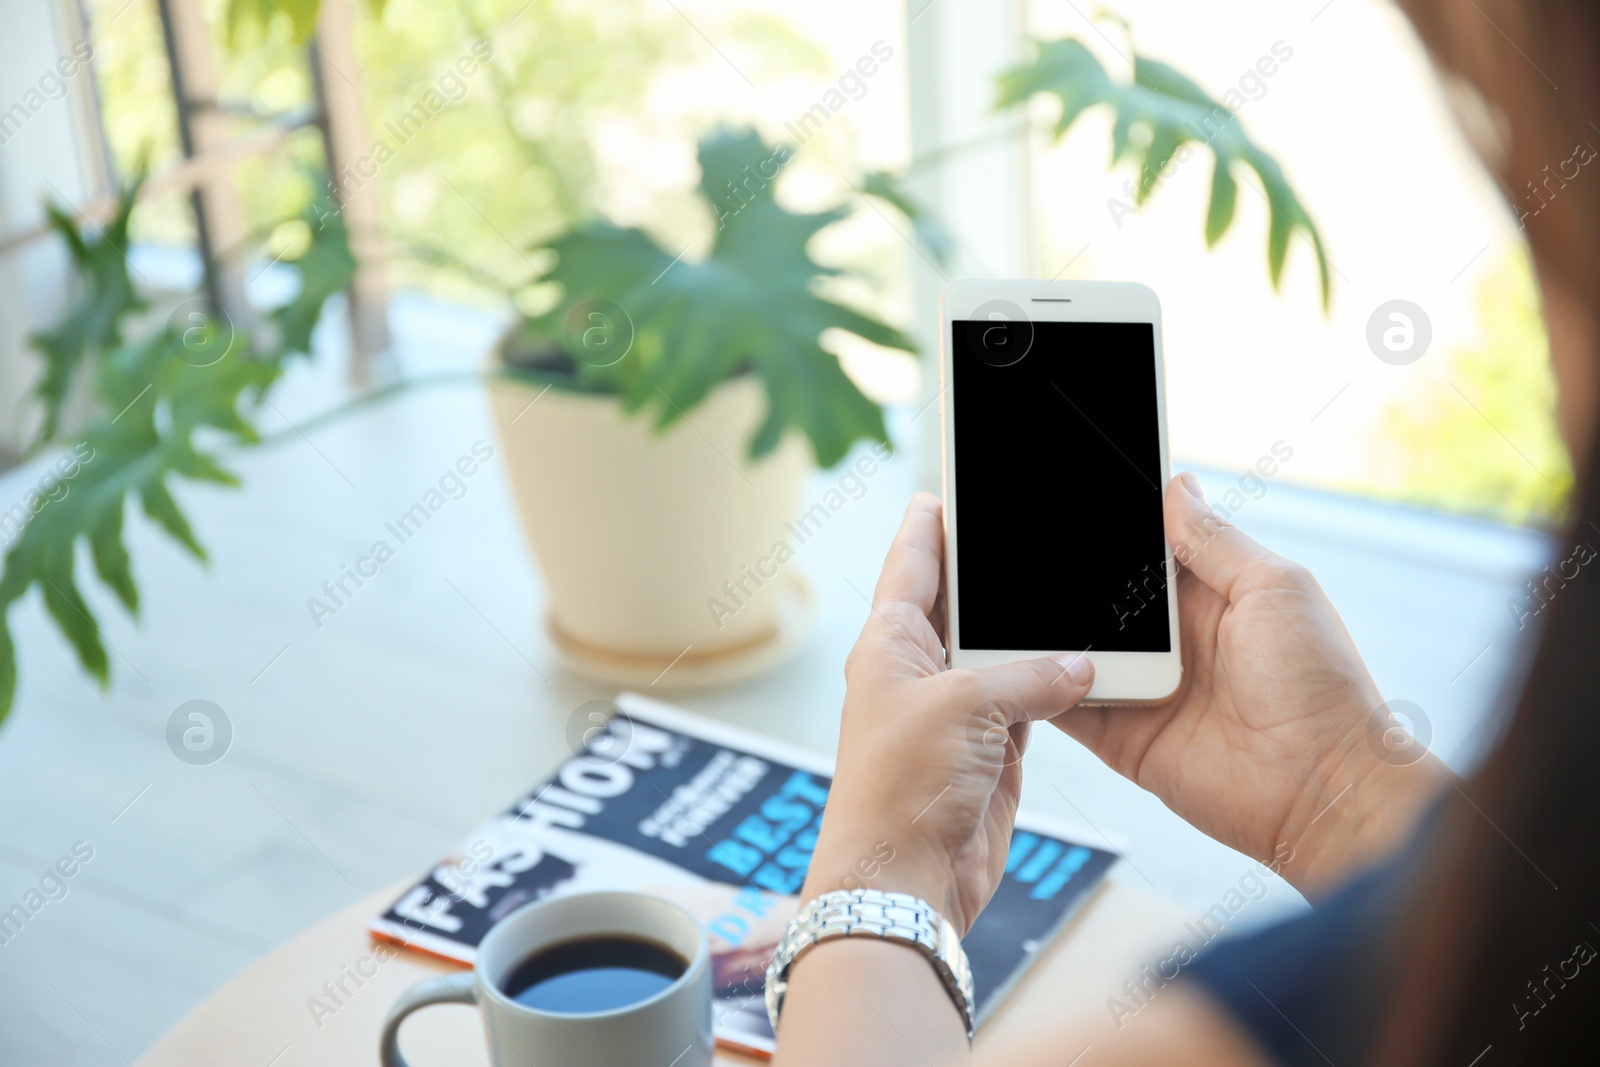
xmin=1186 ymin=831 xmax=1425 ymax=1067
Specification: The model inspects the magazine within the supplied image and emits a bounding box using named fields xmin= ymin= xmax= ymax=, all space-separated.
xmin=371 ymin=692 xmax=1118 ymax=1057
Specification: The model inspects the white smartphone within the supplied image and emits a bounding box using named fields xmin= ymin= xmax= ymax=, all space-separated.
xmin=938 ymin=278 xmax=1182 ymax=705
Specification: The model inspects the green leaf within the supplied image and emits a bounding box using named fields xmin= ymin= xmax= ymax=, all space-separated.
xmin=87 ymin=499 xmax=136 ymax=614
xmin=38 ymin=554 xmax=109 ymax=688
xmin=995 ymin=38 xmax=1115 ymax=139
xmin=523 ymin=126 xmax=907 ymax=467
xmin=28 ymin=179 xmax=146 ymax=444
xmin=1205 ymin=159 xmax=1238 ymax=247
xmin=1267 ymin=200 xmax=1290 ymax=288
xmin=0 ymin=177 xmax=355 ymax=722
xmin=271 ymin=189 xmax=359 ymax=356
xmin=1138 ymin=126 xmax=1183 ymax=206
xmin=0 ymin=621 xmax=14 ymax=729
xmin=139 ymin=479 xmax=207 ymax=562
xmin=998 ymin=38 xmax=1331 ymax=309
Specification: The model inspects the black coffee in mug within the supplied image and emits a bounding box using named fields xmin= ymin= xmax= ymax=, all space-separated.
xmin=500 ymin=935 xmax=688 ymax=1013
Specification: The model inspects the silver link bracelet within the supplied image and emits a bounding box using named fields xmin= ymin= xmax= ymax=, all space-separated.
xmin=764 ymin=888 xmax=976 ymax=1042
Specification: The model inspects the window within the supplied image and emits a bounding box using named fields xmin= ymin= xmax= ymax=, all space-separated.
xmin=1018 ymin=0 xmax=1569 ymax=526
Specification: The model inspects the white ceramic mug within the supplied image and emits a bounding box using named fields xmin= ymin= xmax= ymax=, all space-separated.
xmin=379 ymin=891 xmax=713 ymax=1067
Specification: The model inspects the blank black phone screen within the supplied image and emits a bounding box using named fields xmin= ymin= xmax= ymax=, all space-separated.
xmin=951 ymin=318 xmax=1170 ymax=652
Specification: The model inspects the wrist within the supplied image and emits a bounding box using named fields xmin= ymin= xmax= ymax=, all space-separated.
xmin=1279 ymin=724 xmax=1452 ymax=897
xmin=767 ymin=890 xmax=975 ymax=1060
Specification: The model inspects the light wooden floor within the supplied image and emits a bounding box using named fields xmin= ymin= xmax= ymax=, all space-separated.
xmin=0 ymin=291 xmax=1547 ymax=1065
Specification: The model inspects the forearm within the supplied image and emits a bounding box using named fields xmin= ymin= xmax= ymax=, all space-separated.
xmin=770 ymin=936 xmax=969 ymax=1067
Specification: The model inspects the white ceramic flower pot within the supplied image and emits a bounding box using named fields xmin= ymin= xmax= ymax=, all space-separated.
xmin=490 ymin=372 xmax=811 ymax=686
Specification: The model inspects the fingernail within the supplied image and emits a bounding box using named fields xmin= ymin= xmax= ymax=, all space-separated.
xmin=1055 ymin=653 xmax=1094 ymax=687
xmin=1178 ymin=472 xmax=1204 ymax=502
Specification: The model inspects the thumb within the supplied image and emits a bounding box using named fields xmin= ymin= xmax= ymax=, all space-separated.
xmin=967 ymin=652 xmax=1096 ymax=725
xmin=1165 ymin=472 xmax=1297 ymax=603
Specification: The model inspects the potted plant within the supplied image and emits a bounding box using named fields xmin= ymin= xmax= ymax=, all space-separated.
xmin=488 ymin=127 xmax=917 ymax=685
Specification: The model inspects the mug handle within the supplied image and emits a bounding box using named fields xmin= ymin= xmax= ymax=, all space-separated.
xmin=379 ymin=971 xmax=477 ymax=1067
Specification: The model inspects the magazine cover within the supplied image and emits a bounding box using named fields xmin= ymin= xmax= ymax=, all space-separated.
xmin=371 ymin=692 xmax=1119 ymax=1057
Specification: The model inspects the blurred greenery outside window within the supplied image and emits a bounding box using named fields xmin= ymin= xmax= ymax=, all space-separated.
xmin=84 ymin=0 xmax=1571 ymax=528
xmin=1368 ymin=249 xmax=1571 ymax=526
xmin=88 ymin=0 xmax=906 ymax=327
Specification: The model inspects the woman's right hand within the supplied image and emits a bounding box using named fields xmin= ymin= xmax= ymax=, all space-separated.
xmin=1052 ymin=473 xmax=1451 ymax=896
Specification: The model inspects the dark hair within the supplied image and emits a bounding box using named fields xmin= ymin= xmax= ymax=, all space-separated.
xmin=1377 ymin=3 xmax=1600 ymax=1064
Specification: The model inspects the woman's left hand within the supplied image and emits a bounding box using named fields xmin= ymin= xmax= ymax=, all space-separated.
xmin=801 ymin=493 xmax=1095 ymax=934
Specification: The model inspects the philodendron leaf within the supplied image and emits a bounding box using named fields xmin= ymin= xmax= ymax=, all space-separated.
xmin=997 ymin=38 xmax=1331 ymax=309
xmin=0 ymin=625 xmax=13 ymax=725
xmin=0 ymin=183 xmax=356 ymax=724
xmin=87 ymin=499 xmax=136 ymax=613
xmin=38 ymin=552 xmax=108 ymax=686
xmin=1205 ymin=162 xmax=1238 ymax=247
xmin=28 ymin=181 xmax=146 ymax=445
xmin=273 ymin=190 xmax=359 ymax=356
xmin=523 ymin=126 xmax=917 ymax=468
